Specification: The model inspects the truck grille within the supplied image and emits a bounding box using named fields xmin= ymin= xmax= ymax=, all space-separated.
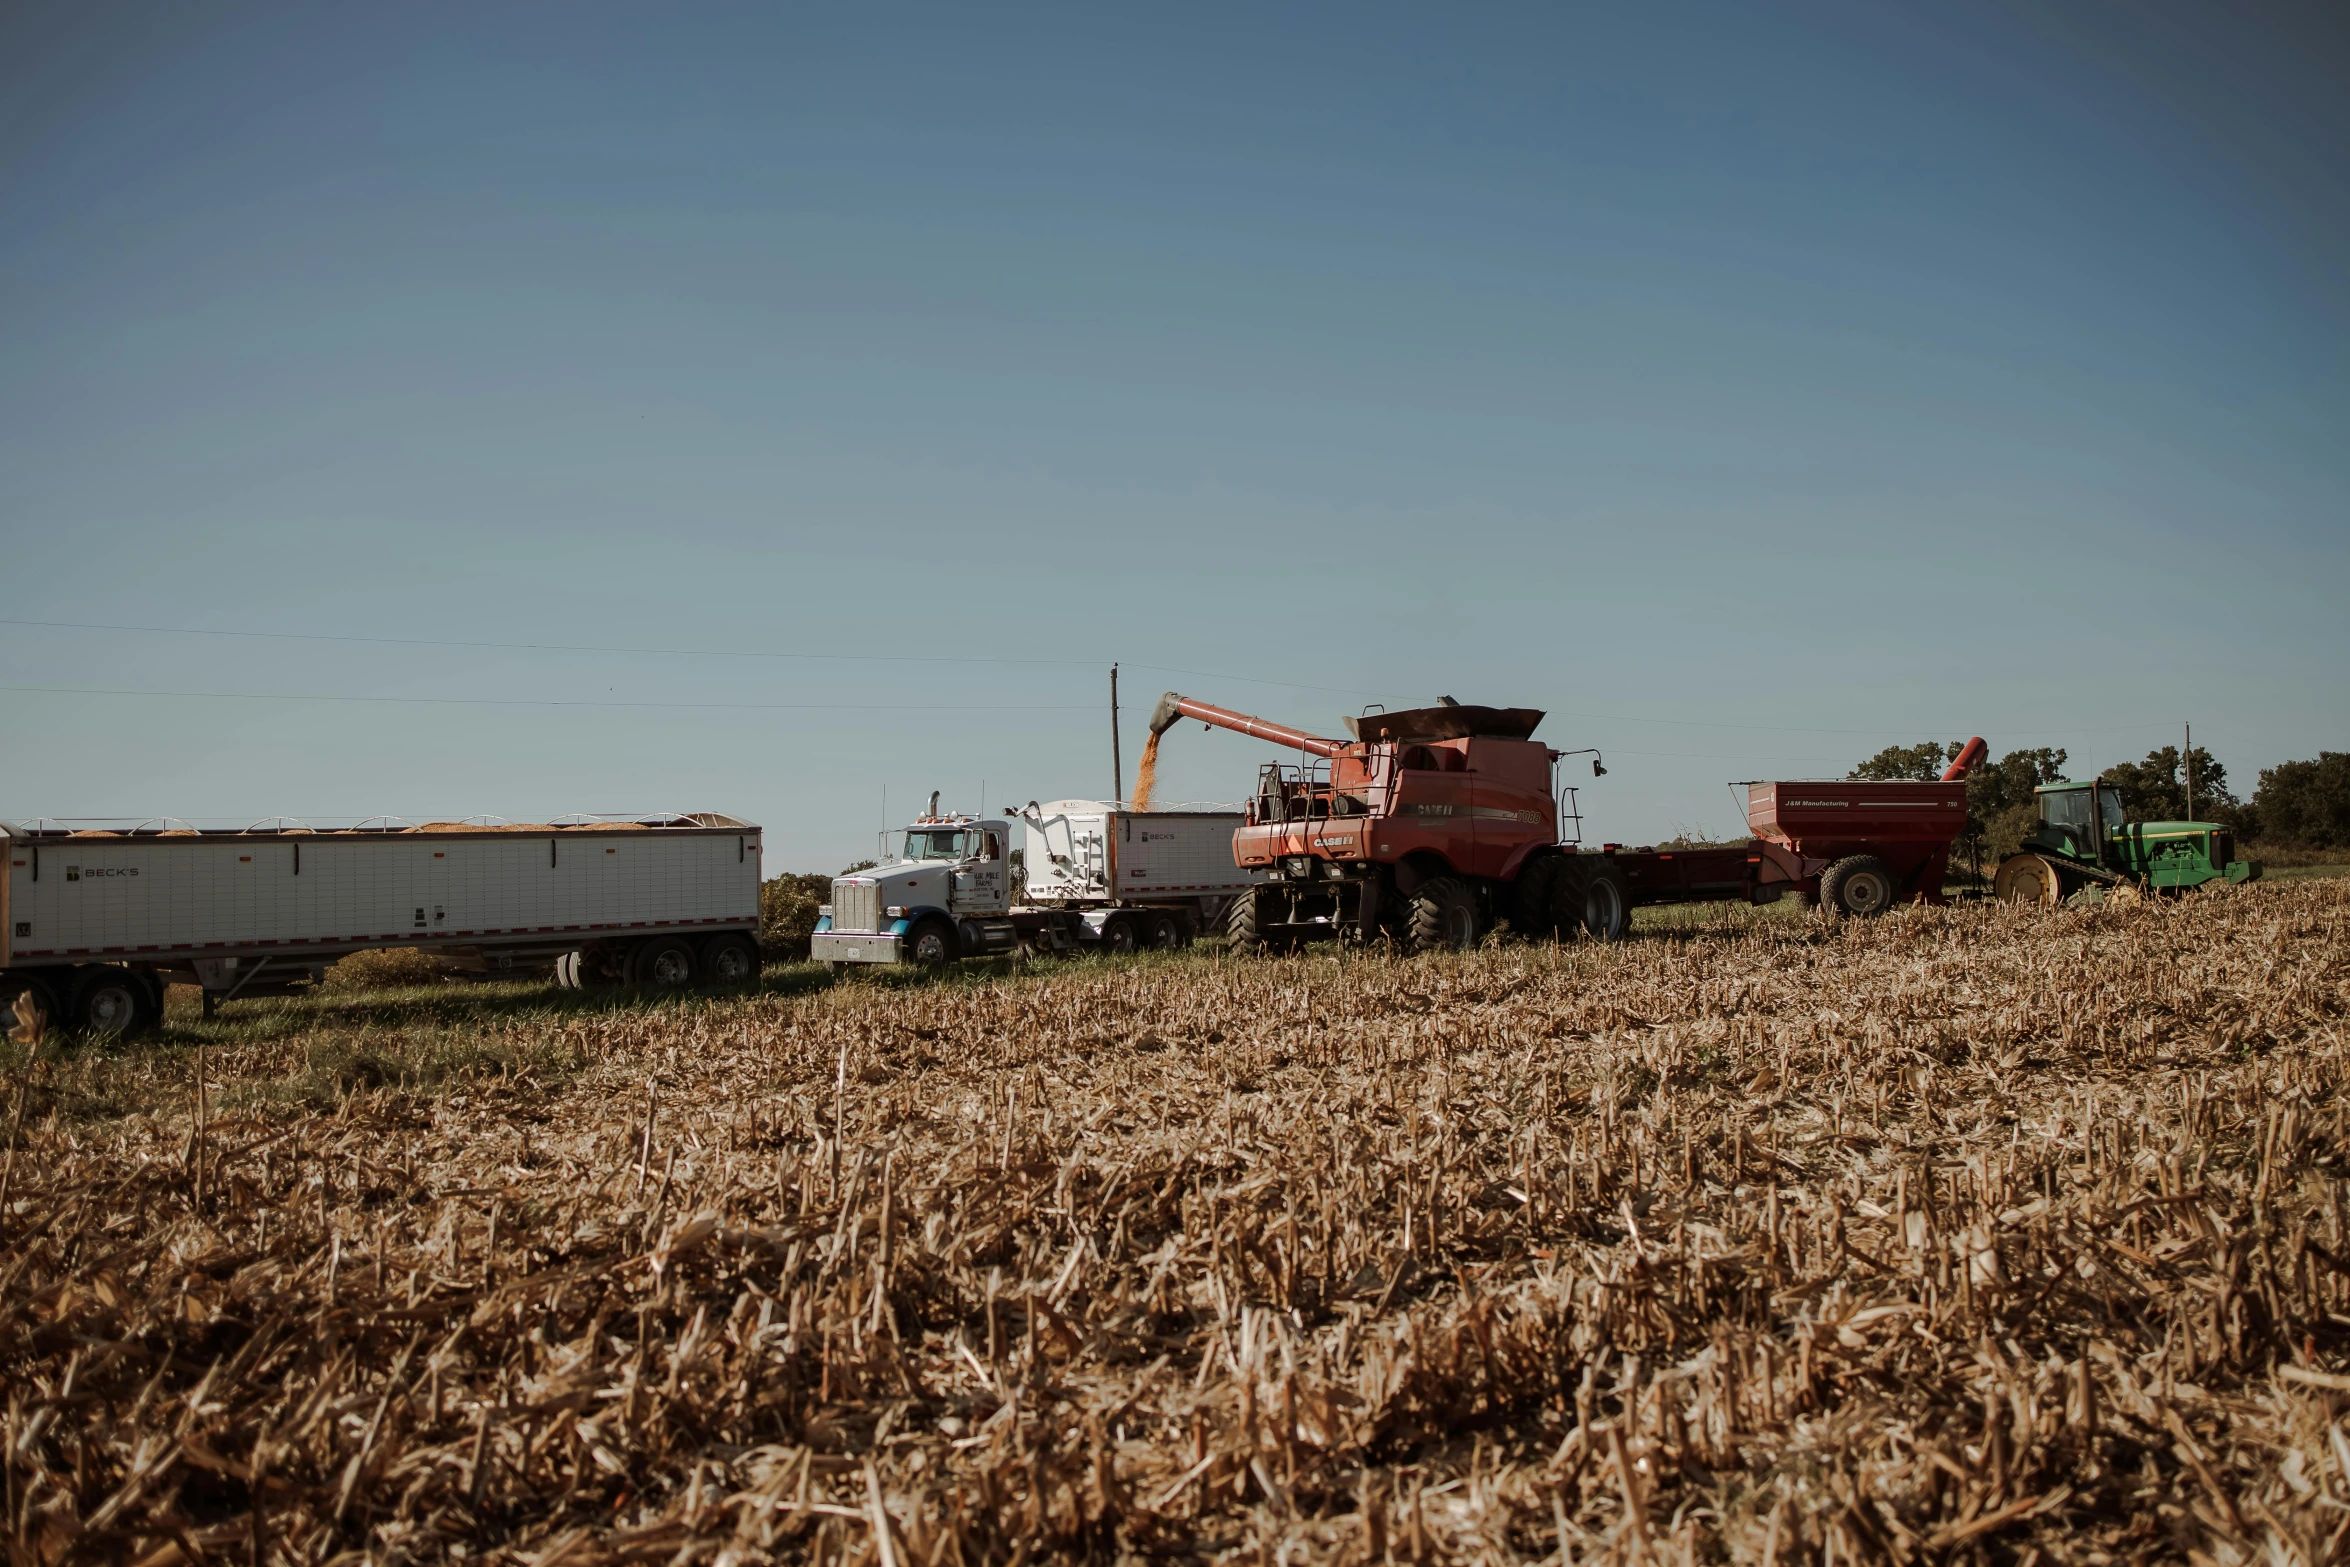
xmin=832 ymin=881 xmax=882 ymax=934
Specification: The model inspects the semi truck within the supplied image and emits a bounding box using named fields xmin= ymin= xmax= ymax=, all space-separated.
xmin=810 ymin=795 xmax=1262 ymax=968
xmin=0 ymin=813 xmax=764 ymax=1032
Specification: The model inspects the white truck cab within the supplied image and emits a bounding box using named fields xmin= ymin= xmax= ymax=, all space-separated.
xmin=811 ymin=795 xmax=1261 ymax=971
xmin=811 ymin=812 xmax=1023 ymax=967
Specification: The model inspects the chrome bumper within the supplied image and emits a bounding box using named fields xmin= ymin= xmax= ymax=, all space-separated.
xmin=812 ymin=931 xmax=904 ymax=965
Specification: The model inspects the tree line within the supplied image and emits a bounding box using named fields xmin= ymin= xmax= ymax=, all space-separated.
xmin=1850 ymin=740 xmax=2350 ymax=860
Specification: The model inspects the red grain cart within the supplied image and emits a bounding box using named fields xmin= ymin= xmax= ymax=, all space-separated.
xmin=1612 ymin=742 xmax=1982 ymax=918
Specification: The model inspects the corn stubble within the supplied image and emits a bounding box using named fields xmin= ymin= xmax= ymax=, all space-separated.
xmin=5 ymin=883 xmax=2348 ymax=1565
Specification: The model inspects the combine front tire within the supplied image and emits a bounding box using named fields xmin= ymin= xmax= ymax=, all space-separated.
xmin=1226 ymin=888 xmax=1266 ymax=954
xmin=1512 ymin=856 xmax=1562 ymax=938
xmin=1407 ymin=877 xmax=1479 ymax=953
xmin=1820 ymin=855 xmax=1898 ymax=919
xmin=1993 ymin=854 xmax=2065 ymax=906
xmin=1580 ymin=864 xmax=1632 ymax=942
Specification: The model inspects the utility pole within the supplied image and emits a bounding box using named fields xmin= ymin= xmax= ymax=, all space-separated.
xmin=2184 ymin=722 xmax=2195 ymax=821
xmin=1110 ymin=664 xmax=1123 ymax=805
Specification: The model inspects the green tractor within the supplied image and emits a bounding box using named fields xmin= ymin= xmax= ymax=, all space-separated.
xmin=1994 ymin=779 xmax=2260 ymax=905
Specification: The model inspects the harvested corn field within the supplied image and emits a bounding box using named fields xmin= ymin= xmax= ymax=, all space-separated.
xmin=4 ymin=881 xmax=2348 ymax=1565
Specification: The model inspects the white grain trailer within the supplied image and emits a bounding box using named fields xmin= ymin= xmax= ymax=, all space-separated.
xmin=1016 ymin=800 xmax=1263 ymax=946
xmin=0 ymin=814 xmax=763 ymax=1032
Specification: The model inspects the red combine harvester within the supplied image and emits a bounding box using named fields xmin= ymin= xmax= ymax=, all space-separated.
xmin=1147 ymin=692 xmax=1983 ymax=949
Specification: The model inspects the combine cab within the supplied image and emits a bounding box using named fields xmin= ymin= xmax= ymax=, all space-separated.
xmin=1994 ymin=781 xmax=2259 ymax=904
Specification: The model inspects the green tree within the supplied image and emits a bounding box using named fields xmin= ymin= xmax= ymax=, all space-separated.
xmin=2104 ymin=746 xmax=2241 ymax=827
xmin=2254 ymin=753 xmax=2350 ymax=848
xmin=1849 ymin=741 xmax=1962 ymax=783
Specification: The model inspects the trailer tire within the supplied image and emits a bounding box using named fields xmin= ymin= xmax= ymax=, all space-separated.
xmin=1408 ymin=877 xmax=1478 ymax=953
xmin=1512 ymin=855 xmax=1562 ymax=938
xmin=628 ymin=937 xmax=698 ymax=987
xmin=1101 ymin=915 xmax=1139 ymax=956
xmin=1821 ymin=855 xmax=1898 ymax=919
xmin=700 ymin=933 xmax=760 ymax=985
xmin=1581 ymin=864 xmax=1632 ymax=942
xmin=906 ymin=917 xmax=956 ymax=969
xmin=72 ymin=969 xmax=151 ymax=1037
xmin=1144 ymin=913 xmax=1183 ymax=951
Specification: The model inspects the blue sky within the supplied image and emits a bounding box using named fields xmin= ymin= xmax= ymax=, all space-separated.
xmin=3 ymin=2 xmax=2344 ymax=867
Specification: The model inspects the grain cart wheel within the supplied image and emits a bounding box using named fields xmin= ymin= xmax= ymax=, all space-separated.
xmin=1993 ymin=854 xmax=2064 ymax=907
xmin=1512 ymin=855 xmax=1562 ymax=939
xmin=1226 ymin=887 xmax=1272 ymax=954
xmin=1581 ymin=863 xmax=1633 ymax=942
xmin=73 ymin=969 xmax=151 ymax=1037
xmin=1145 ymin=912 xmax=1183 ymax=951
xmin=1408 ymin=876 xmax=1479 ymax=953
xmin=628 ymin=936 xmax=698 ymax=987
xmin=1101 ymin=915 xmax=1139 ymax=956
xmin=700 ymin=933 xmax=760 ymax=985
xmin=905 ymin=917 xmax=956 ymax=969
xmin=1820 ymin=855 xmax=1898 ymax=919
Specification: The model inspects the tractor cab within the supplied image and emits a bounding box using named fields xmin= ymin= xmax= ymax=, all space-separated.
xmin=1997 ymin=779 xmax=2260 ymax=903
xmin=2029 ymin=781 xmax=2126 ymax=862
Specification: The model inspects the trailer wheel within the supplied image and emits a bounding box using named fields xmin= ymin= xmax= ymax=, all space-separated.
xmin=1820 ymin=855 xmax=1898 ymax=919
xmin=1101 ymin=915 xmax=1139 ymax=956
xmin=628 ymin=937 xmax=698 ymax=987
xmin=1512 ymin=855 xmax=1562 ymax=938
xmin=1581 ymin=864 xmax=1632 ymax=942
xmin=907 ymin=917 xmax=956 ymax=968
xmin=700 ymin=933 xmax=760 ymax=985
xmin=68 ymin=970 xmax=150 ymax=1037
xmin=1144 ymin=913 xmax=1183 ymax=951
xmin=1408 ymin=876 xmax=1478 ymax=953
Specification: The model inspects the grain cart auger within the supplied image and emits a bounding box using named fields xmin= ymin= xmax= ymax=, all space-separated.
xmin=1993 ymin=779 xmax=2260 ymax=906
xmin=1145 ymin=692 xmax=1630 ymax=952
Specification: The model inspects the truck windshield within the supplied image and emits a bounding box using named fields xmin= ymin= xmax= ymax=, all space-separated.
xmin=902 ymin=829 xmax=974 ymax=860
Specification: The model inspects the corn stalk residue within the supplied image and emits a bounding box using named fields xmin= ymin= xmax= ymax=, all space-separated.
xmin=3 ymin=879 xmax=2347 ymax=1563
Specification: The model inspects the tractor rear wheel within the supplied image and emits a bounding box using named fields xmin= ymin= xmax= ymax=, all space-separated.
xmin=1580 ymin=864 xmax=1632 ymax=941
xmin=1994 ymin=854 xmax=2065 ymax=906
xmin=1408 ymin=876 xmax=1478 ymax=953
xmin=1820 ymin=855 xmax=1898 ymax=919
xmin=1512 ymin=855 xmax=1562 ymax=938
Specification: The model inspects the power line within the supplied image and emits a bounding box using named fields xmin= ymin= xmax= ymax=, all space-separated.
xmin=0 ymin=617 xmax=1388 ymax=700
xmin=0 ymin=684 xmax=1100 ymax=713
